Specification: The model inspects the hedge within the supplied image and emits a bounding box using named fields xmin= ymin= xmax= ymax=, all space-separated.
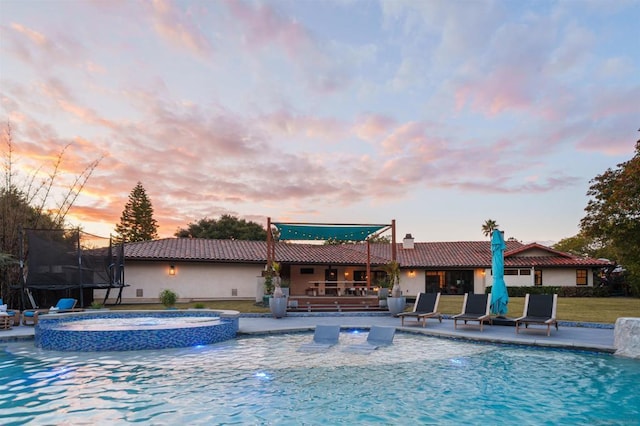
xmin=485 ymin=286 xmax=611 ymax=297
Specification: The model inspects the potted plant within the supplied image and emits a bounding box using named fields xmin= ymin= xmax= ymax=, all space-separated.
xmin=378 ymin=288 xmax=388 ymax=308
xmin=279 ymin=278 xmax=290 ymax=297
xmin=383 ymin=260 xmax=406 ymax=315
xmin=375 ymin=278 xmax=389 ymax=308
xmin=159 ymin=289 xmax=178 ymax=309
xmin=268 ymin=261 xmax=287 ymax=318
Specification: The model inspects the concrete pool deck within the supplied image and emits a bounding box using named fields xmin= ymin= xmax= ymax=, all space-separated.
xmin=0 ymin=313 xmax=616 ymax=353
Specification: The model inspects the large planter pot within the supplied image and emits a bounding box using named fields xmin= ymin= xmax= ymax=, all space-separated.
xmin=387 ymin=296 xmax=406 ymax=316
xmin=269 ymin=297 xmax=288 ymax=318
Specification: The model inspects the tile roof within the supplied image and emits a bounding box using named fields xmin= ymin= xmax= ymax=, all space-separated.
xmin=123 ymin=238 xmax=612 ymax=268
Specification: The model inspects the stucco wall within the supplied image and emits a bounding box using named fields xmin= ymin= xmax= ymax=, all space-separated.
xmin=97 ymin=261 xmax=596 ymax=304
xmin=480 ymin=267 xmax=594 ymax=291
xmin=95 ymin=261 xmax=262 ymax=303
xmin=398 ymin=270 xmax=423 ymax=296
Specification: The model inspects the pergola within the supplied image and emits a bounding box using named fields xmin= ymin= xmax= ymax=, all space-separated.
xmin=266 ymin=218 xmax=397 ymax=289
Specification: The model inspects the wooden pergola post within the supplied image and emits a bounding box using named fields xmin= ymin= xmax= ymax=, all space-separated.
xmin=391 ymin=219 xmax=397 ymax=261
xmin=266 ymin=217 xmax=273 ymax=271
xmin=366 ymin=240 xmax=371 ymax=290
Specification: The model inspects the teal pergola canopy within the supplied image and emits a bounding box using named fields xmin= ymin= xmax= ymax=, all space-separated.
xmin=272 ymin=223 xmax=388 ymax=241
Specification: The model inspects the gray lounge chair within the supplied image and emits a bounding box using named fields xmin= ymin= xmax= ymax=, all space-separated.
xmin=397 ymin=292 xmax=442 ymax=327
xmin=452 ymin=293 xmax=491 ymax=331
xmin=515 ymin=294 xmax=558 ymax=336
xmin=298 ymin=324 xmax=341 ymax=352
xmin=343 ymin=325 xmax=396 ymax=354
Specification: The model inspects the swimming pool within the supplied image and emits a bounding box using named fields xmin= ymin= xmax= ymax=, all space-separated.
xmin=1 ymin=332 xmax=638 ymax=425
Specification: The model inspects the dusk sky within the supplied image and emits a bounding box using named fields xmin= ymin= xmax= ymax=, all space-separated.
xmin=1 ymin=0 xmax=638 ymax=244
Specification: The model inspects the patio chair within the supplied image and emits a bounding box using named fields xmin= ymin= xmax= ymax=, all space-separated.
xmin=453 ymin=293 xmax=491 ymax=331
xmin=397 ymin=292 xmax=442 ymax=327
xmin=298 ymin=324 xmax=341 ymax=352
xmin=22 ymin=298 xmax=78 ymax=326
xmin=0 ymin=298 xmax=20 ymax=327
xmin=515 ymin=294 xmax=558 ymax=336
xmin=343 ymin=325 xmax=396 ymax=354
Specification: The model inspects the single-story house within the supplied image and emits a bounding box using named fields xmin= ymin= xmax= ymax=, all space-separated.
xmin=95 ymin=235 xmax=612 ymax=304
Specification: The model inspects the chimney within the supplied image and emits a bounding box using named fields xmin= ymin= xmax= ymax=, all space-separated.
xmin=402 ymin=233 xmax=415 ymax=249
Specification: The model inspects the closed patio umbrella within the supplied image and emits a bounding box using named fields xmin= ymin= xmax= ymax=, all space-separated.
xmin=490 ymin=230 xmax=509 ymax=316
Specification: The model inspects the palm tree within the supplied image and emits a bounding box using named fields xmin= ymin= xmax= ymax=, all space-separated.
xmin=481 ymin=219 xmax=499 ymax=237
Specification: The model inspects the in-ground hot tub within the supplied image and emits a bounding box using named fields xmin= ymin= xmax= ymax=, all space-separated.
xmin=34 ymin=309 xmax=240 ymax=351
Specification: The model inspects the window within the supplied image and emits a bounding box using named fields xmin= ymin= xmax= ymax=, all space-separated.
xmin=325 ymin=268 xmax=338 ymax=281
xmin=576 ymin=269 xmax=588 ymax=286
xmin=354 ymin=270 xmax=367 ymax=281
xmin=519 ymin=269 xmax=531 ymax=275
xmin=534 ymin=270 xmax=542 ymax=286
xmin=300 ymin=268 xmax=314 ymax=275
xmin=504 ymin=269 xmax=518 ymax=275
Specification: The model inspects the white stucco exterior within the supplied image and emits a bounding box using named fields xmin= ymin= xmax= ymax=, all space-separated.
xmin=96 ymin=261 xmax=263 ymax=304
xmin=96 ymin=260 xmax=599 ymax=304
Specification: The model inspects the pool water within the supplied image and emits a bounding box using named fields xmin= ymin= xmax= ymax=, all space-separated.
xmin=1 ymin=332 xmax=639 ymax=425
xmin=56 ymin=316 xmax=221 ymax=331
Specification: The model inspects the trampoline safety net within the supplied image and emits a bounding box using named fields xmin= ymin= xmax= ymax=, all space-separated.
xmin=23 ymin=229 xmax=125 ymax=307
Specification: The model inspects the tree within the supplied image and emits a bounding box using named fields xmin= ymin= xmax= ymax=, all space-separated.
xmin=580 ymin=138 xmax=640 ymax=296
xmin=481 ymin=219 xmax=499 ymax=237
xmin=552 ymin=232 xmax=614 ymax=259
xmin=1 ymin=121 xmax=101 ymax=304
xmin=115 ymin=182 xmax=158 ymax=242
xmin=175 ymin=214 xmax=266 ymax=240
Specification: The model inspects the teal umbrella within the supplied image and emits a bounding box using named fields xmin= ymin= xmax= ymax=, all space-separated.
xmin=490 ymin=230 xmax=509 ymax=315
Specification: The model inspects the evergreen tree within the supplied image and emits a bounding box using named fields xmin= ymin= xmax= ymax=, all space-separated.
xmin=115 ymin=182 xmax=158 ymax=242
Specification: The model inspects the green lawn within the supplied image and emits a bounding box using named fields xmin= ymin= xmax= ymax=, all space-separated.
xmin=109 ymin=296 xmax=640 ymax=324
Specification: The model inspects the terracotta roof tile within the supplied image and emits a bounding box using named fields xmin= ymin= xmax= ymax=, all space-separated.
xmin=123 ymin=238 xmax=612 ymax=268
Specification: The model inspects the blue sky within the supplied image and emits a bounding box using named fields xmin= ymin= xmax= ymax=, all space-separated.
xmin=1 ymin=0 xmax=638 ymax=244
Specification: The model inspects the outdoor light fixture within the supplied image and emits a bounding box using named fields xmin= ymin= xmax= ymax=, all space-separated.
xmin=408 ymin=270 xmax=416 ymax=277
xmin=169 ymin=265 xmax=176 ymax=276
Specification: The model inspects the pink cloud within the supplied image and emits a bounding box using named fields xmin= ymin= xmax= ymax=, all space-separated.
xmin=225 ymin=0 xmax=311 ymax=58
xmin=224 ymin=0 xmax=348 ymax=94
xmin=148 ymin=0 xmax=213 ymax=58
xmin=4 ymin=22 xmax=85 ymax=69
xmin=352 ymin=114 xmax=396 ymax=143
xmin=260 ymin=109 xmax=347 ymax=141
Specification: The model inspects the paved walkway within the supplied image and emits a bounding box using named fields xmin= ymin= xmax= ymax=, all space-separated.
xmin=0 ymin=313 xmax=616 ymax=353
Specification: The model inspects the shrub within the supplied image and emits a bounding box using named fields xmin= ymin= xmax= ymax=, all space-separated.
xmin=159 ymin=289 xmax=178 ymax=307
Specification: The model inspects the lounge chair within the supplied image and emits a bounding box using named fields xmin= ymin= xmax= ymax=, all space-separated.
xmin=298 ymin=324 xmax=341 ymax=352
xmin=0 ymin=298 xmax=20 ymax=327
xmin=515 ymin=294 xmax=558 ymax=336
xmin=22 ymin=298 xmax=78 ymax=326
xmin=452 ymin=293 xmax=491 ymax=331
xmin=397 ymin=292 xmax=442 ymax=327
xmin=343 ymin=325 xmax=396 ymax=354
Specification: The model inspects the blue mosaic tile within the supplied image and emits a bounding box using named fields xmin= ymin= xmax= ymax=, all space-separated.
xmin=35 ymin=310 xmax=239 ymax=351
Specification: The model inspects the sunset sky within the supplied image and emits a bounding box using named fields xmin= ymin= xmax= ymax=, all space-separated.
xmin=1 ymin=0 xmax=638 ymax=244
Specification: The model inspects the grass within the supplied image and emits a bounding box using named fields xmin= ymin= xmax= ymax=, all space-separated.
xmin=108 ymin=296 xmax=640 ymax=324
xmin=438 ymin=296 xmax=640 ymax=324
